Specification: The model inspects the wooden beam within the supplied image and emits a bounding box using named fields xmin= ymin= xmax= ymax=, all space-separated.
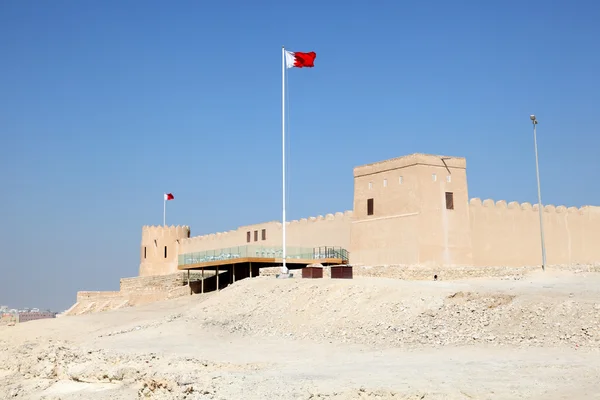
xmin=178 ymin=257 xmax=345 ymax=271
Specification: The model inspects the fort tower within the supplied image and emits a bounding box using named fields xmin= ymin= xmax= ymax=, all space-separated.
xmin=139 ymin=225 xmax=191 ymax=276
xmin=350 ymin=153 xmax=473 ymax=267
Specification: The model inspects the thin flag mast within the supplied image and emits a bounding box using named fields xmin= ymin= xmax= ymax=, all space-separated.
xmin=163 ymin=193 xmax=174 ymax=226
xmin=281 ymin=46 xmax=287 ymax=274
xmin=280 ymin=46 xmax=316 ymax=275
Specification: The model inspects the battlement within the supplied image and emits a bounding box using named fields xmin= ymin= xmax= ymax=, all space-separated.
xmin=141 ymin=225 xmax=190 ymax=240
xmin=469 ymin=198 xmax=599 ymax=214
xmin=287 ymin=210 xmax=353 ymax=225
xmin=181 ymin=211 xmax=353 ymax=244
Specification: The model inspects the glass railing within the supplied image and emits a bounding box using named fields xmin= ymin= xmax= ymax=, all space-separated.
xmin=178 ymin=245 xmax=349 ymax=266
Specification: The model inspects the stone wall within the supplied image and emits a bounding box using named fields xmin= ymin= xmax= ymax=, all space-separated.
xmin=179 ymin=211 xmax=353 ymax=256
xmin=350 ymin=263 xmax=600 ymax=280
xmin=76 ymin=291 xmax=122 ymax=302
xmin=470 ymin=199 xmax=600 ymax=267
xmin=68 ymin=272 xmax=203 ymax=316
xmin=120 ymin=273 xmax=187 ymax=292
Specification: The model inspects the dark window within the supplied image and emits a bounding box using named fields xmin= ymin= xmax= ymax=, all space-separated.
xmin=254 ymin=230 xmax=258 ymax=241
xmin=247 ymin=231 xmax=251 ymax=242
xmin=445 ymin=192 xmax=454 ymax=210
xmin=144 ymin=247 xmax=146 ymax=259
xmin=261 ymin=229 xmax=266 ymax=240
xmin=367 ymin=198 xmax=374 ymax=216
xmin=164 ymin=246 xmax=168 ymax=258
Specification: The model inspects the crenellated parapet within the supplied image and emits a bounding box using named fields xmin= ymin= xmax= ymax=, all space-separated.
xmin=141 ymin=225 xmax=190 ymax=240
xmin=181 ymin=210 xmax=353 ymax=244
xmin=469 ymin=198 xmax=598 ymax=214
xmin=469 ymin=197 xmax=600 ymax=267
xmin=287 ymin=210 xmax=353 ymax=225
xmin=178 ymin=210 xmax=354 ymax=255
xmin=181 ymin=229 xmax=237 ymax=245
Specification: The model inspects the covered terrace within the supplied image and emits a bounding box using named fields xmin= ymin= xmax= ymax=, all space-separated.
xmin=177 ymin=245 xmax=349 ymax=294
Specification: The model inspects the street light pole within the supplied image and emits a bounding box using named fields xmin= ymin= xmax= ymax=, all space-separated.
xmin=530 ymin=114 xmax=547 ymax=271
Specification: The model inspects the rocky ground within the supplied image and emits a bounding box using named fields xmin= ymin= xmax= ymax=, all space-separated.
xmin=1 ymin=269 xmax=599 ymax=399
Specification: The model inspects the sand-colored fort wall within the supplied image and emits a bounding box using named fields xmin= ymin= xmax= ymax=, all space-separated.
xmin=469 ymin=198 xmax=600 ymax=267
xmin=179 ymin=211 xmax=353 ymax=255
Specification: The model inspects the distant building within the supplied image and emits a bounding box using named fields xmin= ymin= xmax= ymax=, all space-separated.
xmin=17 ymin=310 xmax=56 ymax=323
xmin=0 ymin=312 xmax=17 ymax=325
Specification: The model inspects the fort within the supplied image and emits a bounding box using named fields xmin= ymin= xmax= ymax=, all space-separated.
xmin=65 ymin=153 xmax=600 ymax=315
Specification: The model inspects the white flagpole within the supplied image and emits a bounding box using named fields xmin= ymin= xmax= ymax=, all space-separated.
xmin=163 ymin=194 xmax=166 ymax=226
xmin=281 ymin=46 xmax=287 ymax=274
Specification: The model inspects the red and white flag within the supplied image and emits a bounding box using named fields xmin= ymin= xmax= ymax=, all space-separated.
xmin=164 ymin=193 xmax=174 ymax=201
xmin=285 ymin=50 xmax=316 ymax=68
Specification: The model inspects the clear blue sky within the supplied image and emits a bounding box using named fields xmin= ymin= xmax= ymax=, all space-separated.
xmin=1 ymin=1 xmax=599 ymax=311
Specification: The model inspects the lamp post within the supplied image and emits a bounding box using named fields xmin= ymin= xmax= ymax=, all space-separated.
xmin=530 ymin=114 xmax=547 ymax=271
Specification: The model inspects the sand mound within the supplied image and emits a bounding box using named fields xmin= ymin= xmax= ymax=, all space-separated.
xmin=185 ymin=276 xmax=600 ymax=348
xmin=1 ymin=271 xmax=600 ymax=399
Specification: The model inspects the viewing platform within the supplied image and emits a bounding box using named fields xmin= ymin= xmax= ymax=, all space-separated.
xmin=177 ymin=245 xmax=349 ymax=293
xmin=178 ymin=245 xmax=349 ymax=271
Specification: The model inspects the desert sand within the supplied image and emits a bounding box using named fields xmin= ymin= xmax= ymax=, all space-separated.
xmin=1 ymin=269 xmax=599 ymax=399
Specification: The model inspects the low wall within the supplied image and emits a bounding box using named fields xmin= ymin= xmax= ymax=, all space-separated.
xmin=69 ymin=273 xmax=204 ymax=316
xmin=76 ymin=291 xmax=122 ymax=302
xmin=351 ymin=263 xmax=600 ymax=280
xmin=277 ymin=263 xmax=600 ymax=281
xmin=120 ymin=273 xmax=187 ymax=292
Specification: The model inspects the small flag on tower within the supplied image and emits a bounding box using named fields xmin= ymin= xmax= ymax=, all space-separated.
xmin=164 ymin=193 xmax=174 ymax=201
xmin=285 ymin=50 xmax=316 ymax=68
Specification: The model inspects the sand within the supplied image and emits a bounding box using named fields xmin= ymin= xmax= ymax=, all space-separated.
xmin=1 ymin=269 xmax=599 ymax=399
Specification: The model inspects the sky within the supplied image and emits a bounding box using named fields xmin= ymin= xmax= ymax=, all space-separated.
xmin=1 ymin=0 xmax=599 ymax=311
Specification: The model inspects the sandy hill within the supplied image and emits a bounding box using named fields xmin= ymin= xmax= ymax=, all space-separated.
xmin=1 ymin=270 xmax=599 ymax=399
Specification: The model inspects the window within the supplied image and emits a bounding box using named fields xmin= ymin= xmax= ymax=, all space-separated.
xmin=254 ymin=230 xmax=258 ymax=241
xmin=432 ymin=173 xmax=437 ymax=182
xmin=247 ymin=231 xmax=251 ymax=243
xmin=383 ymin=179 xmax=387 ymax=187
xmin=261 ymin=229 xmax=266 ymax=240
xmin=164 ymin=246 xmax=168 ymax=258
xmin=368 ymin=182 xmax=373 ymax=190
xmin=144 ymin=247 xmax=146 ymax=259
xmin=446 ymin=175 xmax=451 ymax=183
xmin=367 ymin=198 xmax=374 ymax=216
xmin=399 ymin=176 xmax=403 ymax=184
xmin=445 ymin=192 xmax=454 ymax=210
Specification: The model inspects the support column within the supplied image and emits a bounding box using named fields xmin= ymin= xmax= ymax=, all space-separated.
xmin=187 ymin=270 xmax=191 ymax=295
xmin=201 ymin=268 xmax=204 ymax=294
xmin=250 ymin=262 xmax=253 ymax=278
xmin=216 ymin=266 xmax=220 ymax=291
xmin=233 ymin=264 xmax=236 ymax=283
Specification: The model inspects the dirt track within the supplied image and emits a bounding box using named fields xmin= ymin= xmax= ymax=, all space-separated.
xmin=1 ymin=269 xmax=599 ymax=399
